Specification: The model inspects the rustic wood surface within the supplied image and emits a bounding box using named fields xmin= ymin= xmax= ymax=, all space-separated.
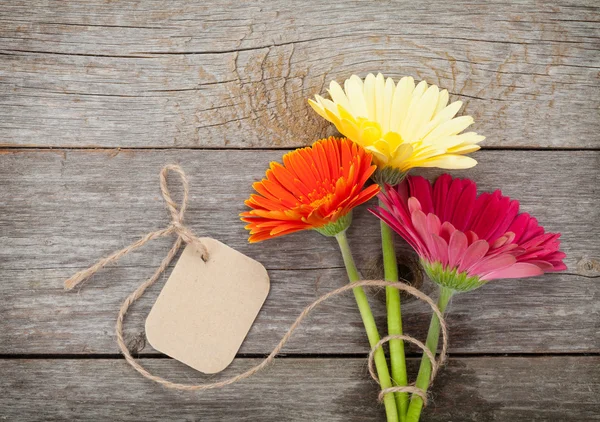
xmin=1 ymin=1 xmax=599 ymax=149
xmin=1 ymin=149 xmax=599 ymax=357
xmin=0 ymin=357 xmax=598 ymax=422
xmin=1 ymin=1 xmax=599 ymax=421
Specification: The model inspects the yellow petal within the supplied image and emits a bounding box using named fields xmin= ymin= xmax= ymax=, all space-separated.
xmin=308 ymin=99 xmax=328 ymax=120
xmin=339 ymin=119 xmax=361 ymax=144
xmin=373 ymin=139 xmax=391 ymax=156
xmin=419 ymin=154 xmax=478 ymax=169
xmin=374 ymin=73 xmax=385 ymax=124
xmin=361 ymin=123 xmax=382 ymax=145
xmin=447 ymin=144 xmax=481 ymax=155
xmin=383 ymin=131 xmax=403 ymax=150
xmin=412 ymin=80 xmax=428 ymax=101
xmin=382 ymin=77 xmax=395 ymax=133
xmin=402 ymin=85 xmax=439 ymax=142
xmin=429 ymin=135 xmax=468 ymax=150
xmin=363 ymin=73 xmax=376 ymax=120
xmin=345 ymin=76 xmax=368 ymax=117
xmin=389 ymin=143 xmax=414 ymax=169
xmin=323 ymin=107 xmax=343 ymax=131
xmin=422 ymin=115 xmax=474 ymax=145
xmin=415 ymin=100 xmax=463 ymax=140
xmin=349 ymin=74 xmax=365 ymax=88
xmin=337 ymin=104 xmax=357 ymax=123
xmin=319 ymin=97 xmax=341 ymax=117
xmin=390 ymin=76 xmax=414 ymax=132
xmin=365 ymin=146 xmax=389 ymax=165
xmin=400 ymin=80 xmax=428 ymax=137
xmin=411 ymin=144 xmax=446 ymax=159
xmin=434 ymin=89 xmax=449 ymax=116
xmin=328 ymin=81 xmax=351 ymax=111
xmin=451 ymin=132 xmax=486 ymax=145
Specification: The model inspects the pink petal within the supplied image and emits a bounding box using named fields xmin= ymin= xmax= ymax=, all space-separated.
xmin=491 ymin=234 xmax=509 ymax=249
xmin=369 ymin=207 xmax=425 ymax=255
xmin=433 ymin=174 xmax=452 ymax=217
xmin=515 ymin=246 xmax=544 ymax=262
xmin=468 ymin=191 xmax=492 ymax=232
xmin=408 ymin=197 xmax=422 ymax=214
xmin=543 ymin=250 xmax=567 ymax=262
xmin=448 ymin=230 xmax=468 ymax=268
xmin=481 ymin=194 xmax=511 ymax=241
xmin=395 ymin=179 xmax=409 ymax=205
xmin=488 ymin=199 xmax=520 ymax=242
xmin=520 ymin=233 xmax=557 ymax=250
xmin=408 ymin=176 xmax=434 ymax=214
xmin=487 ymin=242 xmax=520 ymax=258
xmin=431 ymin=233 xmax=449 ymax=265
xmin=470 ymin=254 xmax=516 ymax=277
xmin=466 ymin=230 xmax=479 ymax=245
xmin=426 ymin=213 xmax=442 ymax=236
xmin=547 ymin=261 xmax=568 ymax=272
xmin=443 ymin=177 xmax=466 ymax=223
xmin=471 ymin=191 xmax=501 ymax=240
xmin=377 ymin=187 xmax=394 ymax=210
xmin=411 ymin=209 xmax=435 ymax=261
xmin=520 ymin=216 xmax=544 ymax=243
xmin=388 ymin=188 xmax=411 ymax=220
xmin=449 ymin=180 xmax=477 ymax=231
xmin=458 ymin=239 xmax=490 ymax=272
xmin=508 ymin=213 xmax=532 ymax=243
xmin=525 ymin=260 xmax=555 ymax=271
xmin=481 ymin=262 xmax=544 ymax=281
xmin=439 ymin=221 xmax=456 ymax=243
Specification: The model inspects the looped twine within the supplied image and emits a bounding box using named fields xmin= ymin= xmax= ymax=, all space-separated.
xmin=63 ymin=164 xmax=448 ymax=409
xmin=64 ymin=165 xmax=207 ymax=291
xmin=363 ymin=280 xmax=448 ymax=406
xmin=159 ymin=164 xmax=208 ymax=261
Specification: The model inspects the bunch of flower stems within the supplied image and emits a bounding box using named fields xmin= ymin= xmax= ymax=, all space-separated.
xmin=334 ymin=207 xmax=448 ymax=422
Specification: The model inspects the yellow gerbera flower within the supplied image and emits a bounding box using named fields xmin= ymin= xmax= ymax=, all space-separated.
xmin=309 ymin=73 xmax=484 ymax=183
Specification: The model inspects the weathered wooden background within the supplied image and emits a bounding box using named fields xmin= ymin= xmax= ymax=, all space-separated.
xmin=1 ymin=1 xmax=599 ymax=421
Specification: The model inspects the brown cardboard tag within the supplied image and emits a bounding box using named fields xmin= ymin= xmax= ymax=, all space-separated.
xmin=145 ymin=238 xmax=270 ymax=374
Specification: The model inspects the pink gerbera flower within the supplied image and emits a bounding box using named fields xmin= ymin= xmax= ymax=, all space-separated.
xmin=371 ymin=174 xmax=566 ymax=292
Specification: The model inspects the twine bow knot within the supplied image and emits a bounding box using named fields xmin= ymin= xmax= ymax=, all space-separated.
xmin=160 ymin=164 xmax=208 ymax=261
xmin=64 ymin=164 xmax=448 ymax=406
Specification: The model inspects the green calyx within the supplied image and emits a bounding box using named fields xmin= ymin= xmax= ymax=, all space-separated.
xmin=372 ymin=166 xmax=408 ymax=187
xmin=314 ymin=212 xmax=352 ymax=237
xmin=421 ymin=259 xmax=486 ymax=293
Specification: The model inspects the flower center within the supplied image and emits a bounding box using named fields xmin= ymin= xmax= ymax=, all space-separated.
xmin=295 ymin=177 xmax=342 ymax=208
xmin=309 ymin=192 xmax=334 ymax=209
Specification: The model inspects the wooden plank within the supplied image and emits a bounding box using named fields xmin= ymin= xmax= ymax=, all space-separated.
xmin=0 ymin=357 xmax=597 ymax=421
xmin=1 ymin=149 xmax=598 ymax=355
xmin=0 ymin=1 xmax=598 ymax=148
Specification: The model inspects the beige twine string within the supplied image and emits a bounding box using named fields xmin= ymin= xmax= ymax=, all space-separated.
xmin=64 ymin=164 xmax=448 ymax=406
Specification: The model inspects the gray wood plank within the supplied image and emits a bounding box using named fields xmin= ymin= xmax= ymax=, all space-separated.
xmin=1 ymin=149 xmax=598 ymax=355
xmin=0 ymin=1 xmax=598 ymax=148
xmin=0 ymin=357 xmax=598 ymax=421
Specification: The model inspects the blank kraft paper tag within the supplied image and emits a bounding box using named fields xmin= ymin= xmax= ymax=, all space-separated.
xmin=146 ymin=238 xmax=270 ymax=374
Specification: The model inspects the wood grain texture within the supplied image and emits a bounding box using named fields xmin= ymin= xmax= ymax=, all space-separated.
xmin=0 ymin=357 xmax=598 ymax=421
xmin=1 ymin=149 xmax=598 ymax=355
xmin=1 ymin=1 xmax=599 ymax=148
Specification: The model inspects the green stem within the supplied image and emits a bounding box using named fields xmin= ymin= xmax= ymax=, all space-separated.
xmin=335 ymin=231 xmax=399 ymax=422
xmin=405 ymin=286 xmax=454 ymax=422
xmin=380 ymin=204 xmax=409 ymax=421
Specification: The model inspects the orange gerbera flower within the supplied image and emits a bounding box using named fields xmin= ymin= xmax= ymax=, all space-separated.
xmin=241 ymin=137 xmax=380 ymax=242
